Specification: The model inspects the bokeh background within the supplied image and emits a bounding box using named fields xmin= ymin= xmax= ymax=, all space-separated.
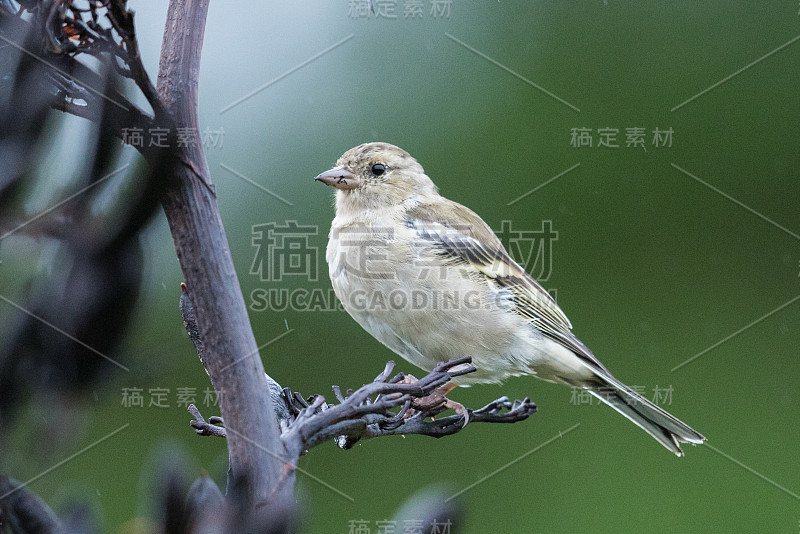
xmin=2 ymin=1 xmax=799 ymax=532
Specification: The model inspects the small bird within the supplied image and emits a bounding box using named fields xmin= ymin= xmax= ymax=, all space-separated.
xmin=315 ymin=142 xmax=705 ymax=456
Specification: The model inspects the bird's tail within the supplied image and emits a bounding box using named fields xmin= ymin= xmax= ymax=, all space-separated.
xmin=585 ymin=369 xmax=705 ymax=456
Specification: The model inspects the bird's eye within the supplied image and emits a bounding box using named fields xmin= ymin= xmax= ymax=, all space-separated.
xmin=371 ymin=163 xmax=386 ymax=176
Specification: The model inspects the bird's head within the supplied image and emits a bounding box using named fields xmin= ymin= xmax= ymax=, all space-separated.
xmin=315 ymin=142 xmax=438 ymax=213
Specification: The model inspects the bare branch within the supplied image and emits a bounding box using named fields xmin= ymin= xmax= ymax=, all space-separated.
xmin=283 ymin=358 xmax=536 ymax=455
xmin=188 ymin=404 xmax=227 ymax=438
xmin=157 ymin=0 xmax=290 ymax=510
xmin=186 ymin=355 xmax=536 ymax=458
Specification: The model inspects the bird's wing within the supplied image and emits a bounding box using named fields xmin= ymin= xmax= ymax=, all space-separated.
xmin=405 ymin=197 xmax=610 ymax=373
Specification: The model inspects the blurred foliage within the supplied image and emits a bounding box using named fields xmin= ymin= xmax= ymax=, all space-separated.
xmin=1 ymin=1 xmax=799 ymax=532
xmin=0 ymin=0 xmax=167 ymax=440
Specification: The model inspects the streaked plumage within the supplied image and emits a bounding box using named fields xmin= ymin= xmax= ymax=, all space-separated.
xmin=316 ymin=142 xmax=705 ymax=456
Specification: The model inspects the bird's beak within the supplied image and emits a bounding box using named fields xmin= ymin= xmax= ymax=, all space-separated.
xmin=314 ymin=166 xmax=359 ymax=190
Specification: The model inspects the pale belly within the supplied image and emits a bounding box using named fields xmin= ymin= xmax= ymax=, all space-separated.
xmin=327 ymin=238 xmax=590 ymax=385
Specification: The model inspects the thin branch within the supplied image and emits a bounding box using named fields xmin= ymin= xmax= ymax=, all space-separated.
xmin=285 ymin=358 xmax=536 ymax=454
xmin=185 ymin=350 xmax=536 ymax=455
xmin=187 ymin=356 xmax=536 ymax=457
xmin=188 ymin=404 xmax=227 ymax=438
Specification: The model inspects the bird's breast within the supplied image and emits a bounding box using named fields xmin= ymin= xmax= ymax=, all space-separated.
xmin=325 ymin=220 xmax=541 ymax=382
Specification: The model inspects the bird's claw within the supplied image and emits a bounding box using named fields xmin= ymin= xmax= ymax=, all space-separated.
xmin=407 ymin=382 xmax=469 ymax=427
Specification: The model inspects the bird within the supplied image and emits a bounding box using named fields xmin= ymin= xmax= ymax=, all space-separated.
xmin=315 ymin=142 xmax=705 ymax=456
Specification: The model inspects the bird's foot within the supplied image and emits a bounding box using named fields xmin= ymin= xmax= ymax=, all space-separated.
xmin=440 ymin=397 xmax=470 ymax=427
xmin=411 ymin=382 xmax=469 ymax=427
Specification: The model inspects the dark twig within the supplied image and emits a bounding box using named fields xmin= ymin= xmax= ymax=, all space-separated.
xmin=188 ymin=404 xmax=227 ymax=438
xmin=186 ymin=352 xmax=537 ymax=461
xmin=283 ymin=357 xmax=536 ymax=456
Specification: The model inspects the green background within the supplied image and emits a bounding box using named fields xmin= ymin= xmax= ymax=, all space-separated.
xmin=3 ymin=1 xmax=799 ymax=532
